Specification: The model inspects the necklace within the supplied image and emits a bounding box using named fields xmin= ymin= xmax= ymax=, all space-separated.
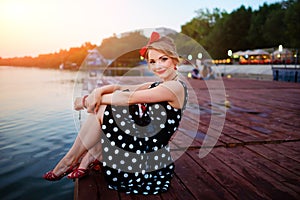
xmin=171 ymin=74 xmax=178 ymax=81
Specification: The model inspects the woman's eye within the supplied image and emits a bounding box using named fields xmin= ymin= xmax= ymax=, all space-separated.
xmin=149 ymin=60 xmax=155 ymax=64
xmin=161 ymin=57 xmax=169 ymax=62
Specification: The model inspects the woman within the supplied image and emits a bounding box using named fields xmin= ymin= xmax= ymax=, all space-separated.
xmin=43 ymin=31 xmax=188 ymax=195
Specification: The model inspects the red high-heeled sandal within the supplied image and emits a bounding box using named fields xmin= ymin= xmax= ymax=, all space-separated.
xmin=43 ymin=166 xmax=75 ymax=181
xmin=67 ymin=168 xmax=88 ymax=179
xmin=67 ymin=159 xmax=101 ymax=179
xmin=89 ymin=159 xmax=101 ymax=170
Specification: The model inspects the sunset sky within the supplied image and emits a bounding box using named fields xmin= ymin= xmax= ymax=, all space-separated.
xmin=0 ymin=0 xmax=281 ymax=58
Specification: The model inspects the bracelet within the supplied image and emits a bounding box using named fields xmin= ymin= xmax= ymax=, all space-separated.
xmin=82 ymin=95 xmax=88 ymax=109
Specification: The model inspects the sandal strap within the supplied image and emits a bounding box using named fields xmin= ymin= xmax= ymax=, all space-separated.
xmin=68 ymin=168 xmax=88 ymax=179
xmin=43 ymin=170 xmax=62 ymax=181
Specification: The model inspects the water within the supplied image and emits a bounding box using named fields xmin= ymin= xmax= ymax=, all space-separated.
xmin=0 ymin=67 xmax=82 ymax=200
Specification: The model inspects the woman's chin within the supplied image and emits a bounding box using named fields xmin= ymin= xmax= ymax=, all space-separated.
xmin=157 ymin=74 xmax=166 ymax=80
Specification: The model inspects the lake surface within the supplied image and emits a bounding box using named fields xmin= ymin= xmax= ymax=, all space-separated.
xmin=0 ymin=67 xmax=83 ymax=200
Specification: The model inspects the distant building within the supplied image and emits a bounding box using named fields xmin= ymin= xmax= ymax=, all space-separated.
xmin=84 ymin=49 xmax=108 ymax=68
xmin=231 ymin=48 xmax=298 ymax=65
xmin=271 ymin=48 xmax=294 ymax=64
xmin=233 ymin=49 xmax=271 ymax=64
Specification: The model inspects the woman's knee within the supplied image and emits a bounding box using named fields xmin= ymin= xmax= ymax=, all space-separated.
xmin=96 ymin=105 xmax=107 ymax=124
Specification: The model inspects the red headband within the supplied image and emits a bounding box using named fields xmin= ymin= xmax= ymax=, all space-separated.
xmin=139 ymin=32 xmax=160 ymax=58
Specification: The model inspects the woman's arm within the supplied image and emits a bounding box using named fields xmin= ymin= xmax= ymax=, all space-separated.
xmin=118 ymin=82 xmax=153 ymax=91
xmin=83 ymin=82 xmax=153 ymax=113
xmin=100 ymin=81 xmax=185 ymax=109
xmin=97 ymin=82 xmax=153 ymax=94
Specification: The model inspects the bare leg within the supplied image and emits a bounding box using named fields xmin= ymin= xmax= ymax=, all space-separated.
xmin=50 ymin=108 xmax=104 ymax=176
xmin=67 ymin=104 xmax=106 ymax=171
xmin=77 ymin=141 xmax=102 ymax=170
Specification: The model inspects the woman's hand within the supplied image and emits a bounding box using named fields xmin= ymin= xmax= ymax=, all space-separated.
xmin=74 ymin=97 xmax=85 ymax=111
xmin=85 ymin=88 xmax=102 ymax=113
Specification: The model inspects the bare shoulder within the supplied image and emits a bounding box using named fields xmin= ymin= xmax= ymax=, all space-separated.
xmin=159 ymin=80 xmax=185 ymax=99
xmin=160 ymin=80 xmax=185 ymax=109
xmin=160 ymin=80 xmax=184 ymax=91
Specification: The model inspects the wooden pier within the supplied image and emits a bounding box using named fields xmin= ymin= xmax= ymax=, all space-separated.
xmin=74 ymin=76 xmax=300 ymax=200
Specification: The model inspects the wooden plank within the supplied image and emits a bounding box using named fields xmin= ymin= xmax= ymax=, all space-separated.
xmin=75 ymin=170 xmax=119 ymax=200
xmin=174 ymin=151 xmax=236 ymax=200
xmin=223 ymin=90 xmax=300 ymax=118
xmin=212 ymin=146 xmax=300 ymax=199
xmin=222 ymin=78 xmax=299 ymax=90
xmin=224 ymin=96 xmax=300 ymax=128
xmin=281 ymin=141 xmax=300 ymax=159
xmin=118 ymin=174 xmax=196 ymax=200
xmin=246 ymin=143 xmax=300 ymax=177
xmin=221 ymin=123 xmax=269 ymax=142
xmin=190 ymin=79 xmax=300 ymax=116
xmin=225 ymin=97 xmax=300 ymax=128
xmin=224 ymin=113 xmax=300 ymax=141
xmin=160 ymin=174 xmax=197 ymax=200
xmin=186 ymin=148 xmax=269 ymax=200
xmin=226 ymin=89 xmax=300 ymax=113
xmin=177 ymin=115 xmax=228 ymax=148
xmin=119 ymin=192 xmax=162 ymax=200
xmin=245 ymin=88 xmax=300 ymax=105
xmin=186 ymin=89 xmax=300 ymax=142
xmin=183 ymin=109 xmax=242 ymax=148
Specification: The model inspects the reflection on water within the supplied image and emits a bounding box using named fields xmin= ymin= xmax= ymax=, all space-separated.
xmin=0 ymin=67 xmax=81 ymax=200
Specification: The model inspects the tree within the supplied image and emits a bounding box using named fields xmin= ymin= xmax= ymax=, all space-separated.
xmin=223 ymin=6 xmax=253 ymax=51
xmin=181 ymin=8 xmax=226 ymax=50
xmin=98 ymin=31 xmax=147 ymax=60
xmin=262 ymin=9 xmax=286 ymax=47
xmin=247 ymin=3 xmax=274 ymax=49
xmin=204 ymin=6 xmax=252 ymax=58
xmin=284 ymin=0 xmax=300 ymax=47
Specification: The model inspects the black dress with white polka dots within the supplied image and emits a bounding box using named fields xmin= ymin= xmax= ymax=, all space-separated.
xmin=100 ymin=81 xmax=188 ymax=195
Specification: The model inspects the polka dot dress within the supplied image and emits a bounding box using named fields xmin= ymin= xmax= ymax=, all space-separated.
xmin=101 ymin=81 xmax=188 ymax=195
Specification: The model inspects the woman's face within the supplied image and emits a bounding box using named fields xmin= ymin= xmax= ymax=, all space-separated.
xmin=147 ymin=49 xmax=176 ymax=81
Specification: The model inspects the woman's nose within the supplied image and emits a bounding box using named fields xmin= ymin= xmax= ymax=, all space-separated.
xmin=152 ymin=63 xmax=163 ymax=69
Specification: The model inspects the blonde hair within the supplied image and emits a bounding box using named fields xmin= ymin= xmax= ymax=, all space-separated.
xmin=145 ymin=36 xmax=180 ymax=65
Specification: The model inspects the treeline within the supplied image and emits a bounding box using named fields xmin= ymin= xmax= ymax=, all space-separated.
xmin=0 ymin=0 xmax=299 ymax=68
xmin=0 ymin=42 xmax=97 ymax=69
xmin=97 ymin=31 xmax=148 ymax=67
xmin=0 ymin=32 xmax=148 ymax=69
xmin=181 ymin=0 xmax=300 ymax=58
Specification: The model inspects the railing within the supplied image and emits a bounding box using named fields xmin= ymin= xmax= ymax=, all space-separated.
xmin=272 ymin=67 xmax=300 ymax=83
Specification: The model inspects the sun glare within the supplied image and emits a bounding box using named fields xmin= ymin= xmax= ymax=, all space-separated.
xmin=1 ymin=1 xmax=31 ymax=22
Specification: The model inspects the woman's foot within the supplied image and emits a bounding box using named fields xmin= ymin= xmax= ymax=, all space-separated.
xmin=43 ymin=157 xmax=77 ymax=181
xmin=67 ymin=159 xmax=101 ymax=179
xmin=67 ymin=151 xmax=101 ymax=179
xmin=67 ymin=168 xmax=88 ymax=179
xmin=43 ymin=166 xmax=75 ymax=181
